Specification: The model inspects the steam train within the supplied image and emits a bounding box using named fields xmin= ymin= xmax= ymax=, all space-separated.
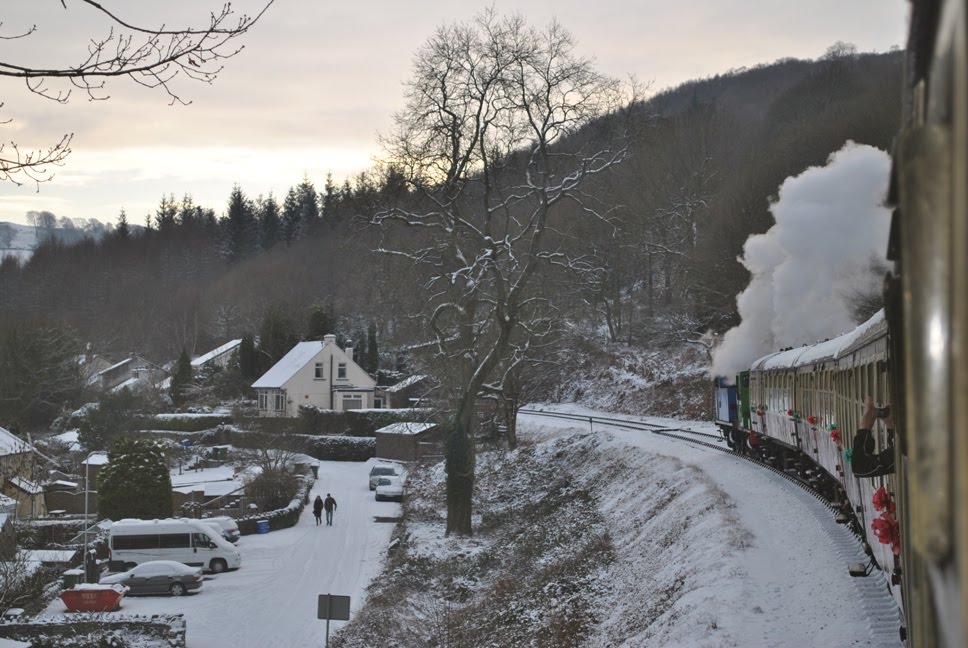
xmin=714 ymin=1 xmax=967 ymax=645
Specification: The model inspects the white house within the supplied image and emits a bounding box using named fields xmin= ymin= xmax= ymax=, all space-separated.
xmin=251 ymin=334 xmax=377 ymax=417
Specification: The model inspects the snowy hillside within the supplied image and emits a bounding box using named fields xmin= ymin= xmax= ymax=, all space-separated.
xmin=553 ymin=342 xmax=711 ymax=420
xmin=334 ymin=408 xmax=901 ymax=648
xmin=0 ymin=221 xmax=39 ymax=263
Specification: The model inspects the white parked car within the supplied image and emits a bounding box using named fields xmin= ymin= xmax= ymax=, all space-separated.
xmin=375 ymin=476 xmax=404 ymax=502
xmin=368 ymin=464 xmax=400 ymax=490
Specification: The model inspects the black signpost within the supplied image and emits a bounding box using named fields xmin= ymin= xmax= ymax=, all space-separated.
xmin=317 ymin=594 xmax=351 ymax=646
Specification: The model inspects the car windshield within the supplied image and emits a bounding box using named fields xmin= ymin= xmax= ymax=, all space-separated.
xmin=378 ymin=477 xmax=393 ymax=486
xmin=373 ymin=467 xmax=396 ymax=476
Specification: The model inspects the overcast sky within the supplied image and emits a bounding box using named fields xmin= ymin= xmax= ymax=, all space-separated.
xmin=0 ymin=1 xmax=907 ymax=227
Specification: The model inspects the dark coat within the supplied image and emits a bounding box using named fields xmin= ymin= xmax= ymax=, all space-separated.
xmin=313 ymin=498 xmax=324 ymax=515
xmin=324 ymin=496 xmax=337 ymax=512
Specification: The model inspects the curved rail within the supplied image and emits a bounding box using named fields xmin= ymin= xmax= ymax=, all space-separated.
xmin=519 ymin=408 xmax=840 ymax=515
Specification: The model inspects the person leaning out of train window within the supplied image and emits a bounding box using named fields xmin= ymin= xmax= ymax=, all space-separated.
xmin=851 ymin=396 xmax=896 ymax=478
xmin=730 ymin=422 xmax=747 ymax=456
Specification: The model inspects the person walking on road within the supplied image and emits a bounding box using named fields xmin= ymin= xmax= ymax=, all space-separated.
xmin=312 ymin=495 xmax=323 ymax=526
xmin=324 ymin=493 xmax=337 ymax=526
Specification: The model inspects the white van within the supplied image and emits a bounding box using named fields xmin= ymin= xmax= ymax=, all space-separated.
xmin=200 ymin=516 xmax=241 ymax=543
xmin=109 ymin=518 xmax=242 ymax=573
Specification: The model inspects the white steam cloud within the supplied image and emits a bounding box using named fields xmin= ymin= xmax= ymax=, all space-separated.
xmin=711 ymin=141 xmax=891 ymax=378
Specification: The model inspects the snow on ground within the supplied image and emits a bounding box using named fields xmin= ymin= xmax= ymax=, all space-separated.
xmin=36 ymin=403 xmax=901 ymax=647
xmin=522 ymin=405 xmax=902 ymax=647
xmin=40 ymin=459 xmax=400 ymax=648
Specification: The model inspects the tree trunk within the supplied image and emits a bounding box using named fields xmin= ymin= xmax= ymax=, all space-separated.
xmin=445 ymin=399 xmax=476 ymax=536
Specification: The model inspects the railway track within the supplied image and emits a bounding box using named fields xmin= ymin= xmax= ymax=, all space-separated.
xmin=518 ymin=408 xmax=841 ymax=514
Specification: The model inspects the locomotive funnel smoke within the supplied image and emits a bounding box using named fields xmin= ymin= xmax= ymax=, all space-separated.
xmin=711 ymin=141 xmax=891 ymax=379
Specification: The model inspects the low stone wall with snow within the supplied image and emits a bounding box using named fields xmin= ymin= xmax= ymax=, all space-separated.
xmin=0 ymin=613 xmax=186 ymax=647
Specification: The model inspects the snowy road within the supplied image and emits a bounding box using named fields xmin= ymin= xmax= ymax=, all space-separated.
xmin=44 ymin=459 xmax=400 ymax=648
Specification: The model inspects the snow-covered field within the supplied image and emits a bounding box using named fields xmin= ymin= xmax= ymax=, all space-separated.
xmin=37 ymin=406 xmax=901 ymax=647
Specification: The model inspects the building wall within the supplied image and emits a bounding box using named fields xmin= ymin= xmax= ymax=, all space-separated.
xmin=281 ymin=347 xmax=376 ymax=416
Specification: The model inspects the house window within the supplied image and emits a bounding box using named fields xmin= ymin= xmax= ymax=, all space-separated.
xmin=274 ymin=391 xmax=286 ymax=412
xmin=258 ymin=391 xmax=268 ymax=411
xmin=342 ymin=394 xmax=363 ymax=410
xmin=337 ymin=363 xmax=347 ymax=379
xmin=315 ymin=362 xmax=324 ymax=379
xmin=374 ymin=396 xmax=383 ymax=409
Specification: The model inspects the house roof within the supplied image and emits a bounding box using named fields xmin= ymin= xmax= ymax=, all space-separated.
xmin=192 ymin=339 xmax=243 ymax=367
xmin=0 ymin=426 xmax=31 ymax=457
xmin=8 ymin=476 xmax=43 ymax=495
xmin=386 ymin=375 xmax=427 ymax=393
xmin=99 ymin=357 xmax=133 ymax=375
xmin=376 ymin=422 xmax=437 ymax=436
xmin=82 ymin=452 xmax=109 ymax=466
xmin=252 ymin=341 xmax=327 ymax=388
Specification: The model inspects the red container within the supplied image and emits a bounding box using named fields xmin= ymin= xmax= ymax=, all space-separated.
xmin=59 ymin=585 xmax=127 ymax=612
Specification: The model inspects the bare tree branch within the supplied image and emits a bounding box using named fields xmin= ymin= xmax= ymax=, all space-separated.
xmin=0 ymin=1 xmax=274 ymax=187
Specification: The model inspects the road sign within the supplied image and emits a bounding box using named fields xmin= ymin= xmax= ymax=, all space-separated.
xmin=318 ymin=594 xmax=351 ymax=647
xmin=317 ymin=594 xmax=351 ymax=621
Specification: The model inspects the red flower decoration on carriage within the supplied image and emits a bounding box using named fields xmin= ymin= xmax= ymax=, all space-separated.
xmin=871 ymin=511 xmax=901 ymax=555
xmin=872 ymin=486 xmax=895 ymax=513
xmin=829 ymin=427 xmax=841 ymax=445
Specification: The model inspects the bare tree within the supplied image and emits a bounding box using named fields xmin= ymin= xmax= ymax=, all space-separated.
xmin=0 ymin=1 xmax=274 ymax=186
xmin=374 ymin=9 xmax=637 ymax=535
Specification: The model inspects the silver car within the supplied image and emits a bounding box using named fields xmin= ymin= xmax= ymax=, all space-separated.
xmin=100 ymin=560 xmax=203 ymax=596
xmin=368 ymin=465 xmax=400 ymax=490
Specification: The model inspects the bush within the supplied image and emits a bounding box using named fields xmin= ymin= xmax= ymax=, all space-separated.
xmin=244 ymin=470 xmax=301 ymax=511
xmin=97 ymin=438 xmax=173 ymax=520
xmin=237 ymin=475 xmax=312 ymax=535
xmin=302 ymin=435 xmax=375 ymax=462
xmin=136 ymin=413 xmax=233 ymax=432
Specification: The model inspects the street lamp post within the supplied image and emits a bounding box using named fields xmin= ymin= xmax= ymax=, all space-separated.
xmin=82 ymin=451 xmax=98 ymax=581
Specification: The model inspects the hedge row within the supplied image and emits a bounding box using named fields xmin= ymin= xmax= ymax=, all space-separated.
xmin=237 ymin=475 xmax=313 ymax=535
xmin=135 ymin=413 xmax=232 ymax=432
xmin=300 ymin=435 xmax=375 ymax=462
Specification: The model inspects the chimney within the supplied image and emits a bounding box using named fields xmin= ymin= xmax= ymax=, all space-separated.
xmin=323 ymin=334 xmax=337 ymax=346
xmin=345 ymin=346 xmax=354 ymax=361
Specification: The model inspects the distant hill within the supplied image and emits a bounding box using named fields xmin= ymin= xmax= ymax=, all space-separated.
xmin=0 ymin=219 xmax=115 ymax=263
xmin=0 ymin=222 xmax=39 ymax=263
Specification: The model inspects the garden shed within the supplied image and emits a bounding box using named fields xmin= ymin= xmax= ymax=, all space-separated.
xmin=374 ymin=422 xmax=441 ymax=462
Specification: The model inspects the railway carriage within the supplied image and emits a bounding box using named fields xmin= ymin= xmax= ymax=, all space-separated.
xmin=717 ymin=313 xmax=903 ymax=610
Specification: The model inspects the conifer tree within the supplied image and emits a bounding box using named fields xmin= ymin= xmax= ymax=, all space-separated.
xmin=238 ymin=334 xmax=260 ymax=380
xmin=259 ymin=193 xmax=281 ymax=251
xmin=296 ymin=176 xmax=319 ymax=233
xmin=170 ymin=348 xmax=193 ymax=405
xmin=366 ymin=322 xmax=379 ymax=374
xmin=97 ymin=438 xmax=173 ymax=521
xmin=155 ymin=194 xmax=178 ymax=231
xmin=306 ymin=304 xmax=335 ymax=341
xmin=116 ymin=209 xmax=130 ymax=240
xmin=223 ymin=185 xmax=258 ymax=262
xmin=321 ymin=172 xmax=340 ymax=226
xmin=281 ymin=187 xmax=301 ymax=245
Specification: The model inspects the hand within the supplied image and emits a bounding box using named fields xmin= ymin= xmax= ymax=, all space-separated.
xmin=861 ymin=396 xmax=876 ymax=429
xmin=883 ymin=405 xmax=895 ymax=430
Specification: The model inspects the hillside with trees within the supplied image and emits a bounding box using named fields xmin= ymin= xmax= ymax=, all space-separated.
xmin=0 ymin=44 xmax=901 ymax=436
